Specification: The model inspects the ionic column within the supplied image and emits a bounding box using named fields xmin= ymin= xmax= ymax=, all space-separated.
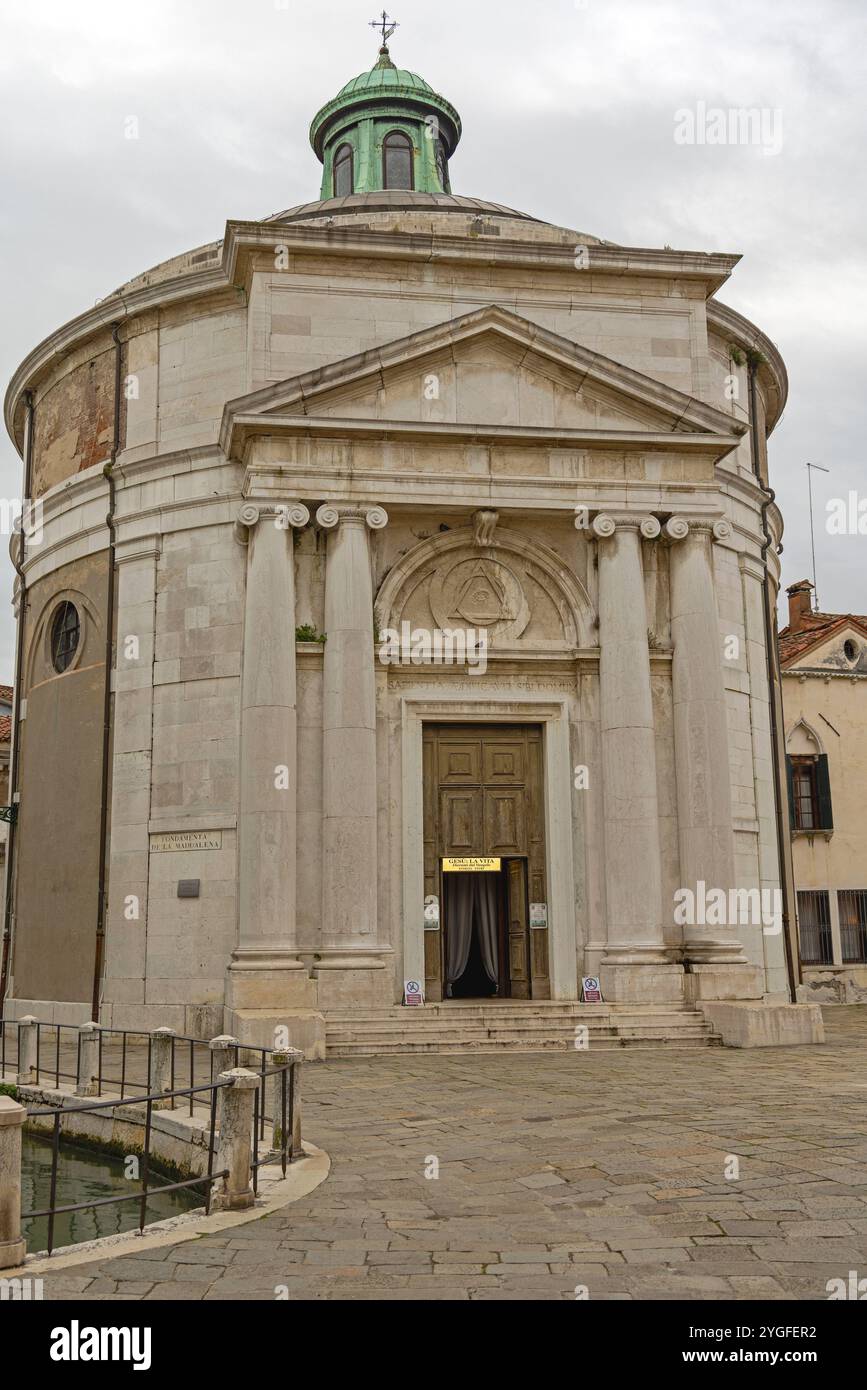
xmin=316 ymin=506 xmax=387 ymax=959
xmin=228 ymin=502 xmax=312 ymax=1010
xmin=665 ymin=518 xmax=754 ymax=982
xmin=592 ymin=513 xmax=683 ymax=1002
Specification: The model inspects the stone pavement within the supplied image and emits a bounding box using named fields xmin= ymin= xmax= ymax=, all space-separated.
xmin=34 ymin=1008 xmax=867 ymax=1301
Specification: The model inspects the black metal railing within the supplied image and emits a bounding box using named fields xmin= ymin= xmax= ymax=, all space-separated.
xmin=0 ymin=1019 xmax=280 ymax=1134
xmin=20 ymin=1060 xmax=295 ymax=1256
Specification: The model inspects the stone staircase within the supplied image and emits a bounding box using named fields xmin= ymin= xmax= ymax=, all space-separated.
xmin=325 ymin=1001 xmax=722 ymax=1057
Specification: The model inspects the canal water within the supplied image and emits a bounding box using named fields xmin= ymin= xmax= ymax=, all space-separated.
xmin=22 ymin=1132 xmax=201 ymax=1254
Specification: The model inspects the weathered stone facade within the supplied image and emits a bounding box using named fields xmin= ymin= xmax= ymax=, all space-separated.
xmin=2 ymin=44 xmax=813 ymax=1052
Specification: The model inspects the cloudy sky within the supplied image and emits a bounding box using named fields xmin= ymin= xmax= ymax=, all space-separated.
xmin=1 ymin=0 xmax=864 ymax=677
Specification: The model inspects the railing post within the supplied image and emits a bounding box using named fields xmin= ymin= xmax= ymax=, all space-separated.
xmin=76 ymin=1022 xmax=102 ymax=1097
xmin=16 ymin=1016 xmax=38 ymax=1087
xmin=270 ymin=1050 xmax=304 ymax=1158
xmin=208 ymin=1035 xmax=238 ymax=1131
xmin=212 ymin=1068 xmax=259 ymax=1211
xmin=149 ymin=1027 xmax=175 ymax=1109
xmin=0 ymin=1096 xmax=26 ymax=1270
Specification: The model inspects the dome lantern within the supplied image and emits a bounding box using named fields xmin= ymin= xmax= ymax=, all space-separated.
xmin=309 ymin=14 xmax=462 ymax=200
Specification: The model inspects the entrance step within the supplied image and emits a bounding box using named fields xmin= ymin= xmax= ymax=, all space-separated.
xmin=324 ymin=1003 xmax=722 ymax=1056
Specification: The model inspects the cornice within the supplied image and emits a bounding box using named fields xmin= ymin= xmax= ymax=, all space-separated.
xmin=5 ymin=217 xmax=745 ymax=454
xmin=228 ymin=413 xmax=742 ymax=461
xmin=706 ymin=298 xmax=788 ymax=432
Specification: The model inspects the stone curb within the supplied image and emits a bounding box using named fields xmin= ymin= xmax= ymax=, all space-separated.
xmin=7 ymin=1142 xmax=330 ymax=1277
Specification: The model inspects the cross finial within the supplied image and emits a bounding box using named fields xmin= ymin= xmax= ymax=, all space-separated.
xmin=370 ymin=10 xmax=398 ymax=47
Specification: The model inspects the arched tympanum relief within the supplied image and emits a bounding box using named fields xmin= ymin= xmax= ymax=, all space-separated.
xmin=375 ymin=523 xmax=595 ymax=652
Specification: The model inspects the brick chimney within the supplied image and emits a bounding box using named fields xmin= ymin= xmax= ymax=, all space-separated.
xmin=786 ymin=579 xmax=814 ymax=632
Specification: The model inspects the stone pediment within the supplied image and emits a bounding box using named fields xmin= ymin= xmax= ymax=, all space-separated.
xmin=221 ymin=305 xmax=744 ymax=454
xmin=785 ymin=621 xmax=867 ymax=675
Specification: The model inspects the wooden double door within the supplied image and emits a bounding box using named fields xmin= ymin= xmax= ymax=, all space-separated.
xmin=422 ymin=724 xmax=550 ymax=1002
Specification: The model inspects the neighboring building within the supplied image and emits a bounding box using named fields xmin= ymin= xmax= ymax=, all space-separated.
xmin=781 ymin=579 xmax=867 ymax=1002
xmin=0 ymin=33 xmax=817 ymax=1053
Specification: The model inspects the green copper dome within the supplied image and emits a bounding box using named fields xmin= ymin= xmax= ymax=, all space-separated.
xmin=336 ymin=66 xmax=434 ymax=98
xmin=309 ymin=43 xmax=462 ymax=200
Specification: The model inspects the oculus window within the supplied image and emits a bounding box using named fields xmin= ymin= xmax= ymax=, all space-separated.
xmin=51 ymin=601 xmax=80 ymax=674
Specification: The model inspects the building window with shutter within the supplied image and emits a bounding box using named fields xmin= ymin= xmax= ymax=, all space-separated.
xmin=797 ymin=890 xmax=833 ymax=964
xmin=839 ymin=890 xmax=867 ymax=963
xmin=788 ymin=754 xmax=833 ymax=832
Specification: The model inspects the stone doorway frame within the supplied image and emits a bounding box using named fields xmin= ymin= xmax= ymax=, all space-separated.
xmin=400 ymin=697 xmax=577 ymax=1001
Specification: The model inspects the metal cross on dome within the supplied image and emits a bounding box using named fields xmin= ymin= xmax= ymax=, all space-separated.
xmin=370 ymin=10 xmax=399 ymax=45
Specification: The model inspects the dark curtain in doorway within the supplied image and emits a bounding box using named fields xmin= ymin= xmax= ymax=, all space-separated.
xmin=445 ymin=874 xmax=499 ymax=996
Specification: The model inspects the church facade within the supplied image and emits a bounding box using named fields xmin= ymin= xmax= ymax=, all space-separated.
xmin=1 ymin=37 xmax=816 ymax=1052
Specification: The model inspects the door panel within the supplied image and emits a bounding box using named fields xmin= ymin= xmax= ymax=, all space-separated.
xmin=439 ymin=789 xmax=483 ymax=854
xmin=484 ymin=789 xmax=526 ymax=856
xmin=437 ymin=740 xmax=482 ymax=786
xmin=482 ymin=740 xmax=525 ymax=785
xmin=527 ymin=732 xmax=551 ymax=998
xmin=506 ymin=859 xmax=530 ymax=999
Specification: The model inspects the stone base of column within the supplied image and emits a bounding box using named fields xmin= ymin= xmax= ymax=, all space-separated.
xmin=600 ymin=960 xmax=685 ymax=1004
xmin=683 ymin=963 xmax=765 ymax=1005
xmin=225 ymin=1008 xmax=326 ymax=1061
xmin=312 ymin=948 xmax=395 ymax=1009
xmin=698 ymin=1001 xmax=824 ymax=1048
xmin=0 ymin=1238 xmax=26 ymax=1273
xmin=226 ymin=948 xmax=318 ymax=1012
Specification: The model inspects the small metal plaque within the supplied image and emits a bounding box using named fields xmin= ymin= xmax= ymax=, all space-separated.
xmin=530 ymin=902 xmax=548 ymax=930
xmin=424 ymin=895 xmax=440 ymax=931
xmin=177 ymin=880 xmax=201 ymax=899
xmin=442 ymin=857 xmax=501 ymax=872
xmin=151 ymin=831 xmax=222 ymax=853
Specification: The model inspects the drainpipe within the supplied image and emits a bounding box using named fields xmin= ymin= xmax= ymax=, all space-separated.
xmin=91 ymin=324 xmax=122 ymax=1021
xmin=0 ymin=392 xmax=35 ymax=1007
xmin=749 ymin=359 xmax=797 ymax=1003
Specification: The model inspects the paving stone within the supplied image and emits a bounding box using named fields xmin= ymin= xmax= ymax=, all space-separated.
xmin=29 ymin=1009 xmax=867 ymax=1303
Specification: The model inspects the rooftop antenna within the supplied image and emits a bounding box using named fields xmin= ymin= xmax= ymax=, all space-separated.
xmin=805 ymin=461 xmax=830 ymax=611
xmin=370 ymin=10 xmax=399 ymax=47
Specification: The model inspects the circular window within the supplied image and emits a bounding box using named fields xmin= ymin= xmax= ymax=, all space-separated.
xmin=51 ymin=601 xmax=80 ymax=673
xmin=844 ymin=639 xmax=858 ymax=663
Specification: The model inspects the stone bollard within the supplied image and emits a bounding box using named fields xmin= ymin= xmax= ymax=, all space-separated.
xmin=149 ymin=1027 xmax=176 ymax=1109
xmin=270 ymin=1050 xmax=304 ymax=1159
xmin=208 ymin=1035 xmax=238 ymax=1132
xmin=76 ymin=1022 xmax=102 ymax=1097
xmin=16 ymin=1016 xmax=38 ymax=1087
xmin=212 ymin=1068 xmax=259 ymax=1211
xmin=0 ymin=1096 xmax=27 ymax=1270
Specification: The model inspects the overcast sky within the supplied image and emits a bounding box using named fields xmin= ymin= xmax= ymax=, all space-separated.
xmin=1 ymin=0 xmax=864 ymax=679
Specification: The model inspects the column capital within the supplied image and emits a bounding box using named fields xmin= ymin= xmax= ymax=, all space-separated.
xmin=592 ymin=512 xmax=661 ymax=540
xmin=235 ymin=501 xmax=310 ymax=543
xmin=663 ymin=515 xmax=733 ymax=545
xmin=316 ymin=504 xmax=388 ymax=532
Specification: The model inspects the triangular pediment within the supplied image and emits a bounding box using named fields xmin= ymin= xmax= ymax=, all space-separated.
xmin=222 ymin=305 xmax=744 ymax=453
xmin=784 ymin=619 xmax=867 ymax=674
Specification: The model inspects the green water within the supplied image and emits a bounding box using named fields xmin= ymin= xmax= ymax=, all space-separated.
xmin=21 ymin=1132 xmax=201 ymax=1254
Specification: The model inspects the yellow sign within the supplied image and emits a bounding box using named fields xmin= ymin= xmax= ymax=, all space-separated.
xmin=442 ymin=857 xmax=501 ymax=873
